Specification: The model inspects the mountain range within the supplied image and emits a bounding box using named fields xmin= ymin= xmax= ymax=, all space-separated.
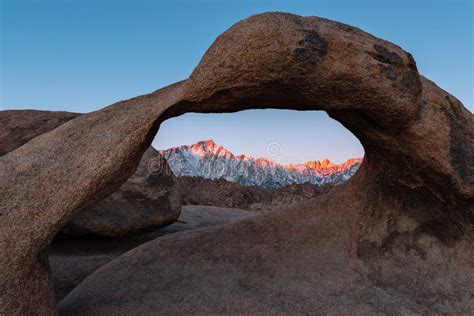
xmin=158 ymin=140 xmax=362 ymax=190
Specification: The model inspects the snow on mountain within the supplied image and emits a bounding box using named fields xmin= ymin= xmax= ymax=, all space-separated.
xmin=158 ymin=140 xmax=363 ymax=190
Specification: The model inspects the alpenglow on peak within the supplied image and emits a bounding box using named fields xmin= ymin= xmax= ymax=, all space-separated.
xmin=159 ymin=140 xmax=362 ymax=189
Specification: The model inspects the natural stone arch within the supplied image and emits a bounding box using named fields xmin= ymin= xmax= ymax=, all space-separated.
xmin=0 ymin=13 xmax=472 ymax=315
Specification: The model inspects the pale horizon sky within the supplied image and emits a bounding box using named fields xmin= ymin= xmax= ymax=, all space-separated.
xmin=153 ymin=110 xmax=364 ymax=165
xmin=1 ymin=0 xmax=472 ymax=164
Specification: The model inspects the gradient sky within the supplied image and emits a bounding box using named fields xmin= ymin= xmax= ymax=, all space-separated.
xmin=1 ymin=0 xmax=472 ymax=163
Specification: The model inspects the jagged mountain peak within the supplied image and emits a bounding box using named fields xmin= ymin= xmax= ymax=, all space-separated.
xmin=159 ymin=140 xmax=362 ymax=189
xmin=299 ymin=159 xmax=334 ymax=170
xmin=194 ymin=139 xmax=217 ymax=149
xmin=170 ymin=139 xmax=235 ymax=159
xmin=236 ymin=154 xmax=252 ymax=161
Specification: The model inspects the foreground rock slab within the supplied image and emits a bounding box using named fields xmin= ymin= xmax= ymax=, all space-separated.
xmin=50 ymin=205 xmax=254 ymax=301
xmin=60 ymin=188 xmax=473 ymax=315
xmin=1 ymin=12 xmax=472 ymax=314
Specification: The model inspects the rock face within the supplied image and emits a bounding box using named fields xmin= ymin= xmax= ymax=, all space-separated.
xmin=0 ymin=110 xmax=181 ymax=238
xmin=49 ymin=205 xmax=254 ymax=302
xmin=179 ymin=176 xmax=329 ymax=211
xmin=0 ymin=84 xmax=185 ymax=314
xmin=180 ymin=176 xmax=272 ymax=208
xmin=1 ymin=13 xmax=472 ymax=315
xmin=0 ymin=110 xmax=79 ymax=155
xmin=258 ymin=181 xmax=331 ymax=212
xmin=62 ymin=147 xmax=181 ymax=237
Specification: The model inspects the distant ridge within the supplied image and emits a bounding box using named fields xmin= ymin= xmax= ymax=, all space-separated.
xmin=159 ymin=140 xmax=362 ymax=189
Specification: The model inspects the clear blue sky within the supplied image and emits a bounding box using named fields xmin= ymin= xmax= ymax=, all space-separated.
xmin=1 ymin=0 xmax=472 ymax=163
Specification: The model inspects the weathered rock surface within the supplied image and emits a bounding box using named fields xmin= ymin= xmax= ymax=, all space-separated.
xmin=0 ymin=110 xmax=181 ymax=238
xmin=259 ymin=181 xmax=331 ymax=212
xmin=1 ymin=12 xmax=472 ymax=315
xmin=179 ymin=176 xmax=329 ymax=211
xmin=0 ymin=110 xmax=79 ymax=156
xmin=62 ymin=147 xmax=181 ymax=238
xmin=60 ymin=186 xmax=474 ymax=315
xmin=49 ymin=205 xmax=254 ymax=301
xmin=0 ymin=82 xmax=185 ymax=315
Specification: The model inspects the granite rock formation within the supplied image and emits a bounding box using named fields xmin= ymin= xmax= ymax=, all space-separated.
xmin=49 ymin=205 xmax=254 ymax=302
xmin=0 ymin=110 xmax=181 ymax=239
xmin=61 ymin=147 xmax=181 ymax=238
xmin=0 ymin=13 xmax=472 ymax=315
xmin=179 ymin=176 xmax=329 ymax=211
xmin=0 ymin=110 xmax=79 ymax=155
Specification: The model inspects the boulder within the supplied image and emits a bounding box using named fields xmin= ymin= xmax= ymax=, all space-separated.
xmin=0 ymin=81 xmax=185 ymax=314
xmin=59 ymin=184 xmax=474 ymax=315
xmin=62 ymin=147 xmax=181 ymax=238
xmin=0 ymin=110 xmax=181 ymax=238
xmin=0 ymin=110 xmax=79 ymax=155
xmin=49 ymin=205 xmax=254 ymax=301
xmin=1 ymin=13 xmax=472 ymax=314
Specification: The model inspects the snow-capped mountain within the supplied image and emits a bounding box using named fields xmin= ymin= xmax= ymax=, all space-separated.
xmin=158 ymin=140 xmax=362 ymax=190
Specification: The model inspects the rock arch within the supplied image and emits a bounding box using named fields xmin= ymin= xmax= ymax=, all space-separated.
xmin=0 ymin=13 xmax=472 ymax=314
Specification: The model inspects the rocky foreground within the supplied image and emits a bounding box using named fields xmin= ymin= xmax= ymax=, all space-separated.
xmin=179 ymin=176 xmax=330 ymax=211
xmin=0 ymin=106 xmax=337 ymax=310
xmin=0 ymin=108 xmax=332 ymax=305
xmin=0 ymin=110 xmax=182 ymax=238
xmin=49 ymin=205 xmax=255 ymax=301
xmin=1 ymin=12 xmax=473 ymax=315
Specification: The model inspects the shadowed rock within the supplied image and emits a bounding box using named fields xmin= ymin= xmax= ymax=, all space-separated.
xmin=0 ymin=110 xmax=181 ymax=238
xmin=62 ymin=147 xmax=181 ymax=238
xmin=178 ymin=176 xmax=330 ymax=211
xmin=49 ymin=205 xmax=254 ymax=302
xmin=0 ymin=82 xmax=185 ymax=314
xmin=0 ymin=13 xmax=472 ymax=315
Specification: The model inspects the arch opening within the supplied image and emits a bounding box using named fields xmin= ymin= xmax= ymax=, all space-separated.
xmin=152 ymin=108 xmax=365 ymax=210
xmin=154 ymin=108 xmax=364 ymax=186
